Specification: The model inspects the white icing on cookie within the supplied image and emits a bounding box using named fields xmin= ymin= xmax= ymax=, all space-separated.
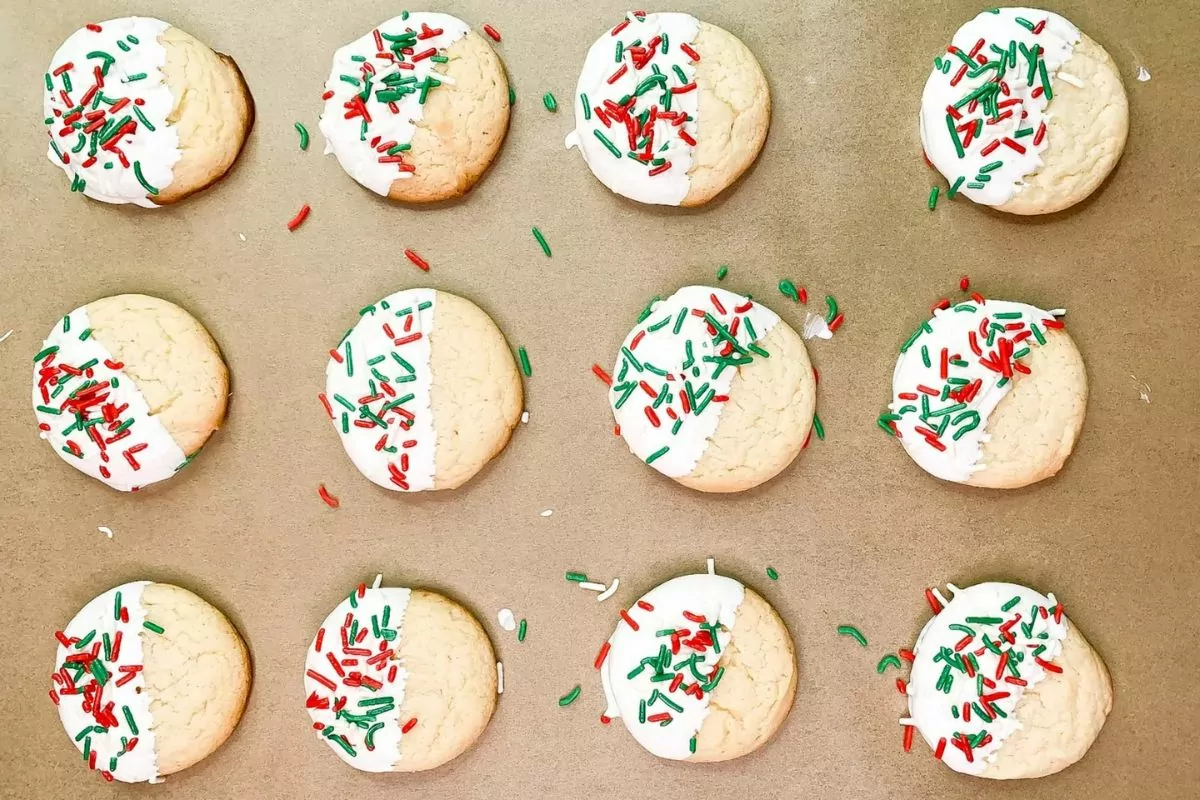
xmin=32 ymin=305 xmax=187 ymax=492
xmin=565 ymin=12 xmax=701 ymax=206
xmin=52 ymin=581 xmax=159 ymax=782
xmin=304 ymin=584 xmax=412 ymax=772
xmin=920 ymin=8 xmax=1080 ymax=206
xmin=319 ymin=13 xmax=470 ymax=196
xmin=908 ymin=582 xmax=1068 ymax=774
xmin=599 ymin=574 xmax=744 ymax=759
xmin=325 ymin=289 xmax=437 ymax=492
xmin=610 ymin=286 xmax=779 ymax=477
xmin=44 ymin=17 xmax=181 ymax=207
xmin=887 ymin=298 xmax=1061 ymax=483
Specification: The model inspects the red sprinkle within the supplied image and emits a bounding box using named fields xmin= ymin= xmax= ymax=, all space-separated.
xmin=898 ymin=648 xmax=916 ymax=662
xmin=1035 ymin=656 xmax=1063 ymax=673
xmin=934 ymin=738 xmax=947 ymax=760
xmin=925 ymin=588 xmax=943 ymax=614
xmin=318 ymin=484 xmax=340 ymax=509
xmin=619 ymin=610 xmax=640 ymax=631
xmin=483 ymin=24 xmax=502 ymax=42
xmin=903 ymin=724 xmax=915 ymax=752
xmin=959 ymin=275 xmax=970 ymax=291
xmin=287 ymin=204 xmax=311 ymax=231
xmin=404 ymin=249 xmax=430 ymax=271
xmin=592 ymin=364 xmax=613 ymax=386
xmin=594 ymin=642 xmax=611 ymax=669
xmin=896 ymin=678 xmax=907 ymax=695
xmin=680 ymin=43 xmax=700 ymax=61
xmin=401 ymin=718 xmax=418 ymax=734
xmin=86 ymin=23 xmax=102 ymax=32
xmin=828 ymin=313 xmax=845 ymax=333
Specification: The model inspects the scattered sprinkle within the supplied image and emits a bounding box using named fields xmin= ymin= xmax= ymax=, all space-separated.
xmin=716 ymin=265 xmax=729 ymax=281
xmin=596 ymin=578 xmax=620 ymax=603
xmin=294 ymin=122 xmax=310 ymax=150
xmin=142 ymin=620 xmax=164 ymax=635
xmin=566 ymin=571 xmax=588 ymax=583
xmin=517 ymin=618 xmax=528 ymax=642
xmin=558 ymin=685 xmax=581 ymax=706
xmin=287 ymin=204 xmax=311 ymax=231
xmin=837 ymin=625 xmax=868 ymax=647
xmin=508 ymin=86 xmax=516 ymax=105
xmin=542 ymin=92 xmax=558 ymax=112
xmin=531 ymin=226 xmax=551 ymax=257
xmin=540 ymin=509 xmax=553 ymax=518
xmin=578 ymin=581 xmax=607 ymax=592
xmin=97 ymin=526 xmax=113 ymax=539
xmin=521 ymin=411 xmax=529 ymax=424
xmin=1136 ymin=65 xmax=1151 ymax=82
xmin=483 ymin=24 xmax=502 ymax=42
xmin=778 ymin=279 xmax=800 ymax=302
xmin=706 ymin=557 xmax=715 ymax=575
xmin=0 ymin=330 xmax=12 ymax=344
xmin=877 ymin=654 xmax=903 ymax=673
xmin=766 ymin=567 xmax=779 ymax=580
xmin=317 ymin=484 xmax=340 ymax=508
xmin=518 ymin=346 xmax=532 ymax=377
xmin=928 ymin=186 xmax=940 ymax=210
xmin=497 ymin=608 xmax=516 ymax=631
xmin=812 ymin=414 xmax=826 ymax=440
xmin=238 ymin=233 xmax=247 ymax=242
xmin=591 ymin=364 xmax=613 ymax=386
xmin=404 ymin=249 xmax=430 ymax=272
xmin=496 ymin=661 xmax=504 ymax=694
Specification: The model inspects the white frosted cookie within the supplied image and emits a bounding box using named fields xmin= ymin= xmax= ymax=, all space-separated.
xmin=32 ymin=294 xmax=229 ymax=492
xmin=609 ymin=286 xmax=815 ymax=493
xmin=319 ymin=13 xmax=509 ymax=203
xmin=596 ymin=572 xmax=796 ymax=761
xmin=905 ymin=582 xmax=1111 ymax=779
xmin=920 ymin=7 xmax=1128 ymax=214
xmin=304 ymin=579 xmax=497 ymax=772
xmin=881 ymin=296 xmax=1085 ymax=489
xmin=324 ymin=289 xmax=522 ymax=491
xmin=50 ymin=582 xmax=250 ymax=783
xmin=44 ymin=17 xmax=254 ymax=206
xmin=566 ymin=11 xmax=770 ymax=207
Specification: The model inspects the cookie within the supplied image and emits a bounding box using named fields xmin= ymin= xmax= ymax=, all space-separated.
xmin=324 ymin=289 xmax=522 ymax=492
xmin=904 ymin=582 xmax=1112 ymax=779
xmin=595 ymin=571 xmax=796 ymax=761
xmin=920 ymin=8 xmax=1128 ymax=215
xmin=304 ymin=578 xmax=497 ymax=772
xmin=608 ymin=286 xmax=815 ymax=493
xmin=32 ymin=294 xmax=229 ymax=492
xmin=319 ymin=13 xmax=509 ymax=202
xmin=50 ymin=581 xmax=251 ymax=783
xmin=882 ymin=295 xmax=1085 ymax=489
xmin=566 ymin=12 xmax=770 ymax=206
xmin=44 ymin=17 xmax=254 ymax=207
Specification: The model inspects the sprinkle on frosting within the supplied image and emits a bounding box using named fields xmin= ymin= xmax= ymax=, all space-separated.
xmin=880 ymin=294 xmax=1064 ymax=483
xmin=920 ymin=8 xmax=1082 ymax=206
xmin=565 ymin=12 xmax=702 ymax=205
xmin=319 ymin=13 xmax=471 ymax=196
xmin=51 ymin=581 xmax=162 ymax=783
xmin=304 ymin=580 xmax=412 ymax=772
xmin=32 ymin=306 xmax=187 ymax=491
xmin=905 ymin=582 xmax=1069 ymax=774
xmin=44 ymin=18 xmax=180 ymax=207
xmin=610 ymin=286 xmax=779 ymax=478
xmin=325 ymin=289 xmax=437 ymax=492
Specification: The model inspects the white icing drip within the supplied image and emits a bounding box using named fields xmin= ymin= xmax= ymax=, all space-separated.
xmin=54 ymin=581 xmax=159 ymax=782
xmin=908 ymin=582 xmax=1068 ymax=774
xmin=611 ymin=286 xmax=779 ymax=478
xmin=565 ymin=12 xmax=701 ymax=206
xmin=304 ymin=585 xmax=413 ymax=772
xmin=319 ymin=13 xmax=470 ymax=196
xmin=32 ymin=305 xmax=187 ymax=491
xmin=44 ymin=18 xmax=181 ymax=207
xmin=326 ymin=289 xmax=437 ymax=492
xmin=919 ymin=8 xmax=1080 ymax=206
xmin=599 ymin=574 xmax=745 ymax=760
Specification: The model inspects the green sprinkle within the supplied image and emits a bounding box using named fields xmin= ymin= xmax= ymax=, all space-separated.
xmin=824 ymin=295 xmax=839 ymax=325
xmin=965 ymin=616 xmax=1004 ymax=625
xmin=1037 ymin=60 xmax=1053 ymax=100
xmin=1015 ymin=16 xmax=1035 ymax=30
xmin=295 ymin=122 xmax=310 ymax=150
xmin=1032 ymin=324 xmax=1047 ymax=345
xmin=33 ymin=345 xmax=59 ymax=362
xmin=716 ymin=265 xmax=729 ymax=281
xmin=45 ymin=72 xmax=53 ymax=91
xmin=542 ymin=92 xmax=558 ymax=112
xmin=558 ymin=685 xmax=581 ymax=707
xmin=580 ymin=93 xmax=591 ymax=120
xmin=122 ymin=72 xmax=147 ymax=83
xmin=813 ymin=414 xmax=825 ymax=441
xmin=966 ymin=182 xmax=986 ymax=190
xmin=90 ymin=659 xmax=109 ymax=685
xmin=531 ymin=227 xmax=552 ymax=257
xmin=518 ymin=619 xmax=527 ymax=642
xmin=508 ymin=86 xmax=516 ymax=105
xmin=766 ymin=567 xmax=779 ymax=580
xmin=142 ymin=620 xmax=164 ymax=635
xmin=132 ymin=161 xmax=159 ymax=195
xmin=778 ymin=279 xmax=800 ymax=302
xmin=837 ymin=625 xmax=868 ymax=647
xmin=689 ymin=736 xmax=697 ymax=753
xmin=947 ymin=176 xmax=966 ymax=198
xmin=645 ymin=446 xmax=669 ymax=465
xmin=928 ymin=186 xmax=939 ymax=210
xmin=518 ymin=346 xmax=532 ymax=377
xmin=1001 ymin=596 xmax=1022 ymax=612
xmin=877 ymin=654 xmax=902 ymax=673
xmin=122 ymin=706 xmax=139 ymax=735
xmin=946 ymin=114 xmax=965 ymax=158
xmin=592 ymin=128 xmax=621 ymax=158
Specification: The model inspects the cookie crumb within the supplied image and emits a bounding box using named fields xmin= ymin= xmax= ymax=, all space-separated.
xmin=1131 ymin=374 xmax=1151 ymax=404
xmin=540 ymin=509 xmax=553 ymax=517
xmin=1136 ymin=65 xmax=1151 ymax=82
xmin=497 ymin=608 xmax=516 ymax=631
xmin=237 ymin=233 xmax=246 ymax=242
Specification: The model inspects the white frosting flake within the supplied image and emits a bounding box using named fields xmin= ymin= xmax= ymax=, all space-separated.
xmin=599 ymin=574 xmax=745 ymax=759
xmin=919 ymin=8 xmax=1081 ymax=205
xmin=52 ymin=581 xmax=159 ymax=782
xmin=325 ymin=289 xmax=437 ymax=492
xmin=304 ymin=583 xmax=413 ymax=772
xmin=319 ymin=13 xmax=471 ymax=195
xmin=611 ymin=286 xmax=779 ymax=478
xmin=886 ymin=297 xmax=1061 ymax=483
xmin=32 ymin=305 xmax=187 ymax=491
xmin=44 ymin=17 xmax=181 ymax=206
xmin=908 ymin=582 xmax=1069 ymax=774
xmin=566 ymin=12 xmax=702 ymax=205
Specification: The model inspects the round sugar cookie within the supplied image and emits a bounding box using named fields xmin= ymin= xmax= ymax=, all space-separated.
xmin=608 ymin=286 xmax=815 ymax=493
xmin=920 ymin=7 xmax=1128 ymax=215
xmin=319 ymin=13 xmax=510 ymax=202
xmin=566 ymin=11 xmax=770 ymax=207
xmin=304 ymin=579 xmax=497 ymax=772
xmin=50 ymin=581 xmax=251 ymax=783
xmin=596 ymin=571 xmax=796 ymax=762
xmin=882 ymin=295 xmax=1085 ymax=489
xmin=44 ymin=17 xmax=254 ymax=206
xmin=324 ymin=289 xmax=522 ymax=491
xmin=32 ymin=294 xmax=229 ymax=492
xmin=905 ymin=582 xmax=1112 ymax=779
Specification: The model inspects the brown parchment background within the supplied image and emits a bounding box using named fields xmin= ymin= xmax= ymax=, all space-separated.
xmin=1 ymin=0 xmax=1198 ymax=797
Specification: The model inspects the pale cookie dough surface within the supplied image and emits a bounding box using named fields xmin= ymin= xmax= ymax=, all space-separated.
xmin=969 ymin=330 xmax=1086 ymax=488
xmin=140 ymin=583 xmax=251 ymax=776
xmin=679 ymin=322 xmax=816 ymax=493
xmin=997 ymin=32 xmax=1128 ymax=215
xmin=391 ymin=590 xmax=498 ymax=771
xmin=684 ymin=22 xmax=771 ymax=207
xmin=691 ymin=587 xmax=797 ymax=762
xmin=984 ymin=625 xmax=1112 ymax=779
xmin=154 ymin=25 xmax=255 ymax=205
xmin=87 ymin=294 xmax=229 ymax=455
